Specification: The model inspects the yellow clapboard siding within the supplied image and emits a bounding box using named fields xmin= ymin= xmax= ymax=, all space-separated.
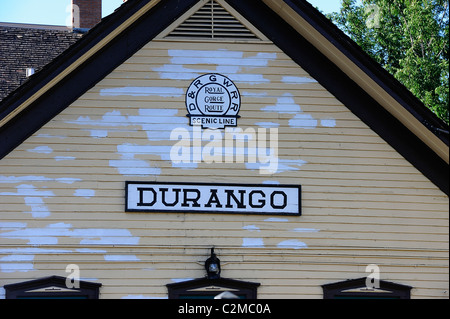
xmin=0 ymin=37 xmax=448 ymax=300
xmin=0 ymin=216 xmax=447 ymax=233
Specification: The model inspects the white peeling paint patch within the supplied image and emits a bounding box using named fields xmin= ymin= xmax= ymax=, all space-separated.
xmin=260 ymin=93 xmax=333 ymax=131
xmin=281 ymin=76 xmax=317 ymax=84
xmin=321 ymin=118 xmax=336 ymax=127
xmin=242 ymin=91 xmax=268 ymax=98
xmin=254 ymin=122 xmax=280 ymax=128
xmin=99 ymin=110 xmax=129 ymax=126
xmin=27 ymin=146 xmax=53 ymax=154
xmin=54 ymin=156 xmax=76 ymax=161
xmin=48 ymin=223 xmax=72 ymax=229
xmin=36 ymin=134 xmax=67 ymax=139
xmin=277 ymin=239 xmax=308 ymax=249
xmin=61 ymin=108 xmax=176 ymax=162
xmin=242 ymin=238 xmax=265 ymax=248
xmin=171 ymin=278 xmax=194 ymax=283
xmin=169 ymin=49 xmax=244 ymax=59
xmin=0 ymin=224 xmax=140 ymax=247
xmin=288 ymin=113 xmax=318 ymax=129
xmin=155 ymin=50 xmax=276 ymax=84
xmin=0 ymin=176 xmax=80 ymax=184
xmin=104 ymin=255 xmax=140 ymax=261
xmin=0 ymin=184 xmax=55 ymax=218
xmin=0 ymin=176 xmax=52 ymax=183
xmin=243 ymin=225 xmax=260 ymax=232
xmin=89 ymin=130 xmax=108 ymax=138
xmin=0 ymin=255 xmax=36 ymax=274
xmin=76 ymin=248 xmax=107 ymax=253
xmin=110 ymin=143 xmax=162 ymax=176
xmin=0 ymin=248 xmax=72 ymax=254
xmin=78 ymin=229 xmax=140 ymax=245
xmin=276 ymin=159 xmax=308 ymax=173
xmin=0 ymin=227 xmax=59 ymax=245
xmin=247 ymin=158 xmax=307 ymax=174
xmin=153 ymin=145 xmax=198 ymax=169
xmin=245 ymin=162 xmax=266 ymax=172
xmin=0 ymin=222 xmax=27 ymax=229
xmin=255 ymin=52 xmax=278 ymax=60
xmin=168 ymin=50 xmax=276 ymax=68
xmin=262 ymin=180 xmax=280 ymax=185
xmin=24 ymin=199 xmax=52 ymax=218
xmin=291 ymin=228 xmax=320 ymax=233
xmin=262 ymin=94 xmax=301 ymax=114
xmin=74 ymin=189 xmax=95 ymax=198
xmin=264 ymin=218 xmax=289 ymax=222
xmin=127 ymin=109 xmax=183 ymax=141
xmin=0 ymin=184 xmax=54 ymax=197
xmin=0 ymin=263 xmax=34 ymax=273
xmin=122 ymin=295 xmax=168 ymax=299
xmin=100 ymin=87 xmax=184 ymax=97
xmin=80 ymin=277 xmax=99 ymax=282
xmin=66 ymin=111 xmax=128 ymax=127
xmin=55 ymin=178 xmax=82 ymax=184
xmin=153 ymin=64 xmax=240 ymax=81
xmin=228 ymin=73 xmax=270 ymax=85
xmin=1 ymin=255 xmax=34 ymax=262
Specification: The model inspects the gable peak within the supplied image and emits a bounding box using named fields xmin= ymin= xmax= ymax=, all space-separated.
xmin=159 ymin=0 xmax=267 ymax=41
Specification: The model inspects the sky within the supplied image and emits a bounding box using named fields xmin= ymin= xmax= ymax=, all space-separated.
xmin=0 ymin=0 xmax=343 ymax=26
xmin=0 ymin=0 xmax=125 ymax=25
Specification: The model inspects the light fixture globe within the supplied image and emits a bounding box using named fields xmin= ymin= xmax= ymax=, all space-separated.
xmin=205 ymin=247 xmax=221 ymax=279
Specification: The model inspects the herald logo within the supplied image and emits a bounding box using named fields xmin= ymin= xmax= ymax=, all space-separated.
xmin=186 ymin=74 xmax=241 ymax=129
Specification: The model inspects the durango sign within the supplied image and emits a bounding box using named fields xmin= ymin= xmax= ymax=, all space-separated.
xmin=126 ymin=182 xmax=301 ymax=216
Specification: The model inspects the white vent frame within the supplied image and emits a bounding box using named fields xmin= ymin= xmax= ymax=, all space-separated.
xmin=156 ymin=0 xmax=269 ymax=42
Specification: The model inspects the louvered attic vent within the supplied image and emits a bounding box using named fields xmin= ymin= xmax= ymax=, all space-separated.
xmin=165 ymin=0 xmax=261 ymax=40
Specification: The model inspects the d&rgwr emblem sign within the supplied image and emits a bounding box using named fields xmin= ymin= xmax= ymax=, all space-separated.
xmin=186 ymin=73 xmax=241 ymax=129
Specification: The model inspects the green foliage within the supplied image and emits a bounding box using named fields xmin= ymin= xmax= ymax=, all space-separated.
xmin=328 ymin=0 xmax=449 ymax=124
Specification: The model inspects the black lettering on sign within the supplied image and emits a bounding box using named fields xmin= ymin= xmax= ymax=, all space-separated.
xmin=160 ymin=188 xmax=181 ymax=207
xmin=249 ymin=190 xmax=265 ymax=208
xmin=225 ymin=189 xmax=246 ymax=209
xmin=181 ymin=189 xmax=201 ymax=208
xmin=271 ymin=191 xmax=287 ymax=209
xmin=194 ymin=79 xmax=203 ymax=89
xmin=126 ymin=182 xmax=301 ymax=216
xmin=137 ymin=188 xmax=156 ymax=207
xmin=205 ymin=189 xmax=223 ymax=208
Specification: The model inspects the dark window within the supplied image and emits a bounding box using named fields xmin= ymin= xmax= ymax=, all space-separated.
xmin=322 ymin=277 xmax=412 ymax=299
xmin=4 ymin=276 xmax=101 ymax=299
xmin=167 ymin=277 xmax=260 ymax=299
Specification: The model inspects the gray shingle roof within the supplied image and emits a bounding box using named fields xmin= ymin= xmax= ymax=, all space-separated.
xmin=0 ymin=25 xmax=83 ymax=101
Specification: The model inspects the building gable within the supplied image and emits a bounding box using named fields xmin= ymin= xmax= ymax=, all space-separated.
xmin=159 ymin=0 xmax=268 ymax=41
xmin=0 ymin=0 xmax=447 ymax=195
xmin=0 ymin=0 xmax=448 ymax=300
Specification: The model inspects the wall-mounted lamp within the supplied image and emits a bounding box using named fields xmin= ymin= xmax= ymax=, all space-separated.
xmin=205 ymin=247 xmax=221 ymax=279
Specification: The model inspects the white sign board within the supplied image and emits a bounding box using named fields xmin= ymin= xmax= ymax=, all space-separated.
xmin=126 ymin=182 xmax=301 ymax=216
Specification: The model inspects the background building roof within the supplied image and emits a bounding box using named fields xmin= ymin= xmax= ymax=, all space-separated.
xmin=0 ymin=23 xmax=83 ymax=101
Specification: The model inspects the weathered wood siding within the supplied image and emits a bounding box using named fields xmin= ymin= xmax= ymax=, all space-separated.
xmin=0 ymin=39 xmax=448 ymax=299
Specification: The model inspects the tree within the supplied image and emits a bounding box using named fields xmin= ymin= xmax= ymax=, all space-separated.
xmin=328 ymin=0 xmax=449 ymax=124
